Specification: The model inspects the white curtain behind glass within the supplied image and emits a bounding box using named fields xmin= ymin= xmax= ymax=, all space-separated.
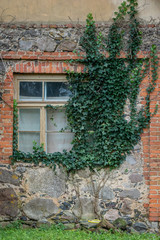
xmin=19 ymin=109 xmax=40 ymax=152
xmin=46 ymin=109 xmax=74 ymax=153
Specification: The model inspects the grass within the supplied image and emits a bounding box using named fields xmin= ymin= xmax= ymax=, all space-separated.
xmin=0 ymin=224 xmax=159 ymax=240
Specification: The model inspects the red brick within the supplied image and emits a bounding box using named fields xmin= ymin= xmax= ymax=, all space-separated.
xmin=149 ymin=216 xmax=159 ymax=221
xmin=150 ymin=191 xmax=158 ymax=194
xmin=149 ymin=195 xmax=160 ymax=199
xmin=150 ymin=186 xmax=160 ymax=190
xmin=149 ymin=212 xmax=159 ymax=217
xmin=149 ymin=199 xmax=158 ymax=203
xmin=143 ymin=203 xmax=149 ymax=208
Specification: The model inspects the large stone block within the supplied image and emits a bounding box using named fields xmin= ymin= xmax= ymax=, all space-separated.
xmin=100 ymin=186 xmax=115 ymax=200
xmin=104 ymin=209 xmax=119 ymax=221
xmin=57 ymin=40 xmax=77 ymax=51
xmin=23 ymin=198 xmax=59 ymax=221
xmin=126 ymin=155 xmax=136 ymax=165
xmin=0 ymin=169 xmax=20 ymax=186
xmin=133 ymin=222 xmax=148 ymax=233
xmin=121 ymin=199 xmax=132 ymax=215
xmin=113 ymin=218 xmax=127 ymax=230
xmin=37 ymin=37 xmax=57 ymax=51
xmin=0 ymin=188 xmax=18 ymax=218
xmin=119 ymin=189 xmax=140 ymax=200
xmin=26 ymin=168 xmax=67 ymax=198
xmin=72 ymin=197 xmax=95 ymax=220
xmin=19 ymin=39 xmax=34 ymax=51
xmin=0 ymin=188 xmax=17 ymax=201
xmin=129 ymin=173 xmax=143 ymax=183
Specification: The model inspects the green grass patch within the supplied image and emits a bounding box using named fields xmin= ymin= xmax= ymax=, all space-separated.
xmin=0 ymin=224 xmax=159 ymax=240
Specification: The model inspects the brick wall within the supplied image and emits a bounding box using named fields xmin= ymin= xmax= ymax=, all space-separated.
xmin=0 ymin=51 xmax=160 ymax=222
xmin=0 ymin=69 xmax=13 ymax=164
xmin=147 ymin=64 xmax=160 ymax=222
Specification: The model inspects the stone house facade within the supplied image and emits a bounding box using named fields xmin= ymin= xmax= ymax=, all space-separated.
xmin=0 ymin=0 xmax=160 ymax=232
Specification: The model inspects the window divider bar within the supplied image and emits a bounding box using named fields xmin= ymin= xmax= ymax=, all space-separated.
xmin=19 ymin=131 xmax=40 ymax=133
xmin=42 ymin=81 xmax=44 ymax=101
xmin=41 ymin=107 xmax=46 ymax=151
xmin=46 ymin=131 xmax=72 ymax=134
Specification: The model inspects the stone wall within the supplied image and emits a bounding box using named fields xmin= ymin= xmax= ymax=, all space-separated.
xmin=0 ymin=23 xmax=160 ymax=53
xmin=0 ymin=22 xmax=160 ymax=230
xmin=0 ymin=142 xmax=158 ymax=232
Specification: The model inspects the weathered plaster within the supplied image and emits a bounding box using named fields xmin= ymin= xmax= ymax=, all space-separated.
xmin=0 ymin=0 xmax=160 ymax=23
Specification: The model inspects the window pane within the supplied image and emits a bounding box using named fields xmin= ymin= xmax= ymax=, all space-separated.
xmin=45 ymin=82 xmax=72 ymax=101
xmin=19 ymin=132 xmax=40 ymax=152
xmin=47 ymin=133 xmax=73 ymax=153
xmin=19 ymin=109 xmax=40 ymax=131
xmin=47 ymin=109 xmax=68 ymax=131
xmin=20 ymin=82 xmax=42 ymax=101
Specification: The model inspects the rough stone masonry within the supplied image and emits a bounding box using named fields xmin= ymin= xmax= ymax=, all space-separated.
xmin=0 ymin=22 xmax=160 ymax=232
xmin=0 ymin=142 xmax=155 ymax=232
xmin=0 ymin=23 xmax=160 ymax=53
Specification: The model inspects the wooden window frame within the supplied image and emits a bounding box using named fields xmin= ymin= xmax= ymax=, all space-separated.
xmin=14 ymin=74 xmax=70 ymax=152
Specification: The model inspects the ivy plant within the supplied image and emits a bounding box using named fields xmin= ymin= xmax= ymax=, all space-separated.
xmin=11 ymin=0 xmax=158 ymax=172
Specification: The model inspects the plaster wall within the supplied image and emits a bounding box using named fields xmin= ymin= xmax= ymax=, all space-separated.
xmin=0 ymin=0 xmax=160 ymax=23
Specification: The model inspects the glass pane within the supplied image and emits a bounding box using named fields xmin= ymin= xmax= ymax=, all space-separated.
xmin=47 ymin=109 xmax=69 ymax=131
xmin=45 ymin=82 xmax=72 ymax=101
xmin=19 ymin=132 xmax=40 ymax=152
xmin=19 ymin=109 xmax=40 ymax=131
xmin=20 ymin=82 xmax=42 ymax=101
xmin=47 ymin=133 xmax=74 ymax=153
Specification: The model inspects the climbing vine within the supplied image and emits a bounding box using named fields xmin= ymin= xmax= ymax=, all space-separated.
xmin=12 ymin=0 xmax=158 ymax=172
xmin=13 ymin=99 xmax=18 ymax=153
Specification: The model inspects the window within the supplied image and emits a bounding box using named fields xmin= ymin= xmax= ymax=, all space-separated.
xmin=14 ymin=75 xmax=73 ymax=153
